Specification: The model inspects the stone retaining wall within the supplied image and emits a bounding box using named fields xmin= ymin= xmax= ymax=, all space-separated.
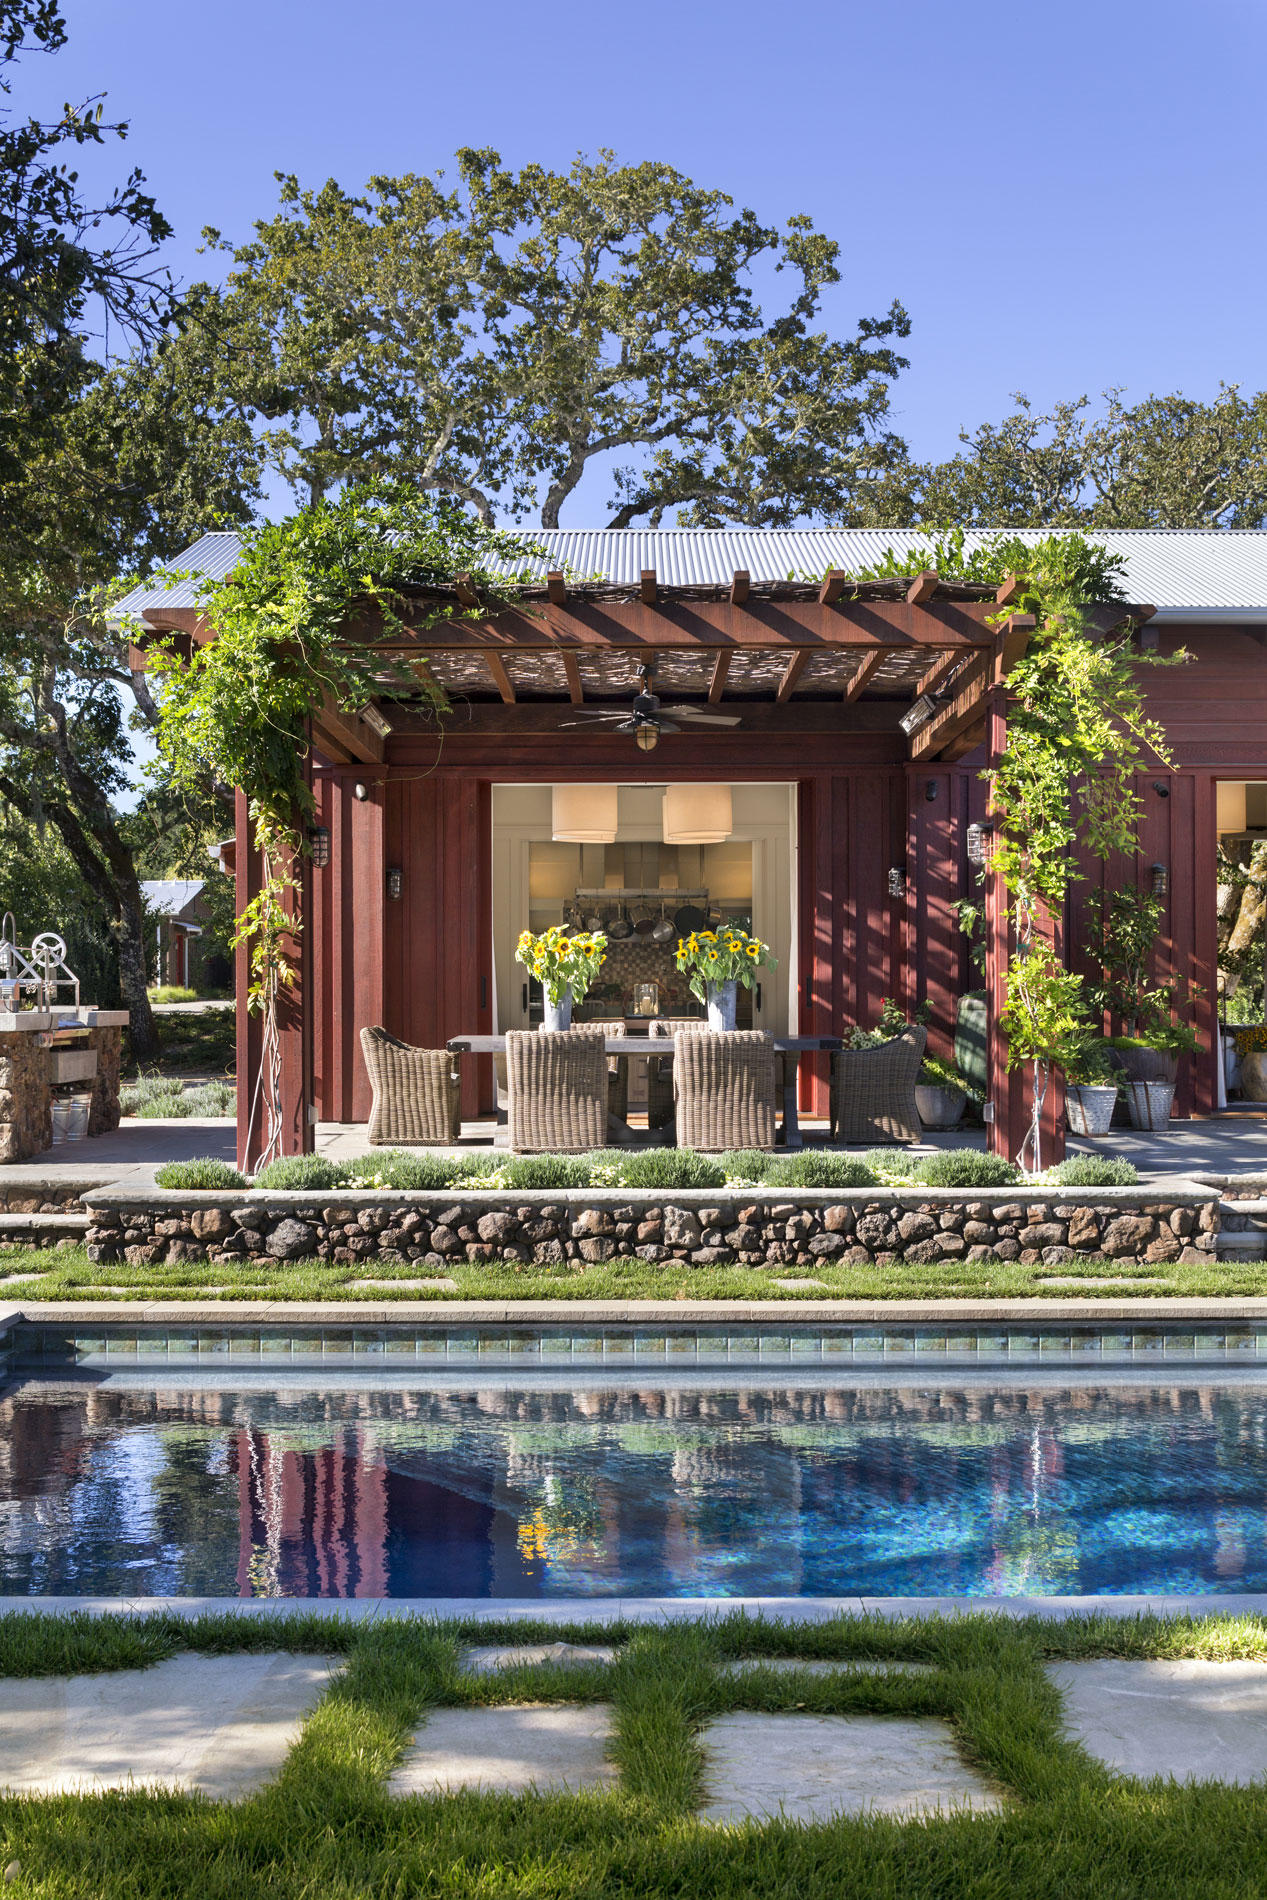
xmin=83 ymin=1184 xmax=1221 ymax=1269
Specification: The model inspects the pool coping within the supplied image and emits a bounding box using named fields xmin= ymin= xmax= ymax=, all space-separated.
xmin=0 ymin=1594 xmax=1263 ymax=1622
xmin=9 ymin=1296 xmax=1267 ymax=1329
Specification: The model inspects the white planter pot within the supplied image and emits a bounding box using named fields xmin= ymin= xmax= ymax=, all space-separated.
xmin=1126 ymin=1079 xmax=1175 ymax=1131
xmin=915 ymin=1084 xmax=967 ymax=1130
xmin=1065 ymin=1084 xmax=1118 ymax=1137
xmin=1224 ymin=1032 xmax=1243 ymax=1096
xmin=542 ymin=987 xmax=573 ymax=1031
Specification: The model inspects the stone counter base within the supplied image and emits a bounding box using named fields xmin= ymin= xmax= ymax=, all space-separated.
xmin=83 ymin=1186 xmax=1221 ymax=1271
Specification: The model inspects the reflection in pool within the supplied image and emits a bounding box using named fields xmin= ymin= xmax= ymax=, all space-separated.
xmin=1 ymin=1373 xmax=1266 ymax=1597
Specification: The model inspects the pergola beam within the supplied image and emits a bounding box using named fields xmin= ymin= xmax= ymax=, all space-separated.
xmin=546 ymin=570 xmax=567 ymax=605
xmin=818 ymin=570 xmax=847 ymax=606
xmin=777 ymin=651 xmax=810 ymax=701
xmin=708 ymin=650 xmax=732 ymax=703
xmin=911 ymin=650 xmax=963 ymax=701
xmin=640 ymin=569 xmax=657 ymax=605
xmin=311 ymin=694 xmax=386 ymax=765
xmin=484 ymin=653 xmax=516 ymax=704
xmin=906 ymin=569 xmax=939 ymax=604
xmin=561 ymin=652 xmax=584 ymax=704
xmin=843 ymin=648 xmax=889 ymax=703
xmin=454 ymin=575 xmax=479 ymax=608
xmin=730 ymin=570 xmax=750 ymax=605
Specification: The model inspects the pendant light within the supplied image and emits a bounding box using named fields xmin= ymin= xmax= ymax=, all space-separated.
xmin=661 ymin=783 xmax=733 ymax=845
xmin=552 ymin=783 xmax=618 ymax=843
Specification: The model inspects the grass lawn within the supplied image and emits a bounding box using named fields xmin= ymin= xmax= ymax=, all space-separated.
xmin=124 ymin=1008 xmax=235 ymax=1081
xmin=0 ymin=1608 xmax=1266 ymax=1897
xmin=4 ymin=1246 xmax=1267 ymax=1300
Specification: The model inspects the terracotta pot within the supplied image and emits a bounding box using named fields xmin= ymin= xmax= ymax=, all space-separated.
xmin=915 ymin=1084 xmax=967 ymax=1130
xmin=1241 ymin=1050 xmax=1267 ymax=1102
xmin=1065 ymin=1084 xmax=1118 ymax=1136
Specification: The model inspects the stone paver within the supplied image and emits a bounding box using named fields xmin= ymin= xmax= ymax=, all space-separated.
xmin=699 ymin=1711 xmax=1003 ymax=1824
xmin=350 ymin=1277 xmax=459 ymax=1292
xmin=0 ymin=1653 xmax=337 ymax=1799
xmin=719 ymin=1658 xmax=932 ymax=1678
xmin=391 ymin=1703 xmax=616 ymax=1797
xmin=463 ymin=1643 xmax=618 ymax=1674
xmin=1037 ymin=1275 xmax=1167 ymax=1289
xmin=1049 ymin=1659 xmax=1267 ymax=1783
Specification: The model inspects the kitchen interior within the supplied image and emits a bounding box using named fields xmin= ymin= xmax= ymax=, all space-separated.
xmin=492 ymin=782 xmax=796 ymax=1111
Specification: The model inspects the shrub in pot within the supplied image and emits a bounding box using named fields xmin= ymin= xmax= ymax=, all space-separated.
xmin=1059 ymin=1036 xmax=1119 ymax=1138
xmin=915 ymin=1054 xmax=977 ymax=1130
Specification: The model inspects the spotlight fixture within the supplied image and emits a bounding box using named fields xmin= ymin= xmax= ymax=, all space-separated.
xmin=1151 ymin=862 xmax=1168 ymax=899
xmin=887 ymin=865 xmax=907 ymax=899
xmin=359 ymin=704 xmax=393 ymax=739
xmin=1152 ymin=780 xmax=1171 ymax=799
xmin=353 ymin=781 xmax=369 ymax=801
xmin=306 ymin=825 xmax=330 ymax=869
xmin=899 ymin=695 xmax=939 ymax=736
xmin=387 ymin=867 xmax=403 ymax=900
xmin=966 ymin=821 xmax=995 ymax=866
xmin=924 ymin=781 xmax=939 ymax=802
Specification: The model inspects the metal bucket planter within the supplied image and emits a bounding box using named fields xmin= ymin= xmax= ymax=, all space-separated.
xmin=51 ymin=1093 xmax=90 ymax=1144
xmin=1065 ymin=1084 xmax=1118 ymax=1137
xmin=1114 ymin=1044 xmax=1179 ymax=1086
xmin=1224 ymin=1032 xmax=1244 ymax=1097
xmin=542 ymin=987 xmax=574 ymax=1031
xmin=706 ymin=979 xmax=738 ymax=1032
xmin=915 ymin=1084 xmax=967 ymax=1130
xmin=1126 ymin=1079 xmax=1176 ymax=1131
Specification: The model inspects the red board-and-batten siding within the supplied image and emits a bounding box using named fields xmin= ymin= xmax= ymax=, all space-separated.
xmin=235 ymin=621 xmax=1267 ymax=1168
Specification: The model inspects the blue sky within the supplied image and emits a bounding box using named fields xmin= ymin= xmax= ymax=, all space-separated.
xmin=42 ymin=0 xmax=1267 ymax=519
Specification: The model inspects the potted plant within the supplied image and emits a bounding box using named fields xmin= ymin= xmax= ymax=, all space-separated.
xmin=1086 ymin=886 xmax=1204 ymax=1085
xmin=1059 ymin=1034 xmax=1119 ymax=1137
xmin=515 ymin=926 xmax=607 ymax=1030
xmin=999 ymin=939 xmax=1088 ymax=1174
xmin=1107 ymin=1022 xmax=1200 ymax=1129
xmin=915 ymin=1054 xmax=978 ymax=1130
xmin=675 ymin=926 xmax=777 ymax=1030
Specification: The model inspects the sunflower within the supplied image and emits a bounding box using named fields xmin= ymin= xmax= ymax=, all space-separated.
xmin=746 ymin=942 xmax=760 ymax=959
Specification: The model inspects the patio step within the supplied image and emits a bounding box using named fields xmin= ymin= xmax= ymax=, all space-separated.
xmin=1216 ymin=1198 xmax=1267 ymax=1261
xmin=0 ymin=1211 xmax=89 ymax=1251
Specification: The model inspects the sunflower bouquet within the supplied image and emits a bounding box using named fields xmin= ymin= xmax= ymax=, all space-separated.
xmin=515 ymin=926 xmax=607 ymax=1006
xmin=675 ymin=925 xmax=777 ymax=1004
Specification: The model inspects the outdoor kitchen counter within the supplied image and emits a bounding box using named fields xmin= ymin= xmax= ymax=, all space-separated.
xmin=0 ymin=1010 xmax=129 ymax=1162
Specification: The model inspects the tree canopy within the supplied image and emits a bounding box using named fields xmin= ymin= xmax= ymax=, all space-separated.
xmin=190 ymin=149 xmax=912 ymax=528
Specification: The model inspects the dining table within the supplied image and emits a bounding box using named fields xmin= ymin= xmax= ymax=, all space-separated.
xmin=446 ymin=1032 xmax=842 ymax=1150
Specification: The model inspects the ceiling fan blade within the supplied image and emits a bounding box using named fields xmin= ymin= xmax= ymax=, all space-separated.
xmin=660 ymin=707 xmax=743 ymax=726
xmin=655 ymin=719 xmax=683 ymax=733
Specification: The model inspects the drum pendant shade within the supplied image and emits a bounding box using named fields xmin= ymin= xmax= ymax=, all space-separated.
xmin=552 ymin=783 xmax=618 ymax=843
xmin=661 ymin=783 xmax=733 ymax=844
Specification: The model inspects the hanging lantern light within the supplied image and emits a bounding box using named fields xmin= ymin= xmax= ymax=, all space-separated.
xmin=661 ymin=783 xmax=733 ymax=845
xmin=551 ymin=783 xmax=618 ymax=843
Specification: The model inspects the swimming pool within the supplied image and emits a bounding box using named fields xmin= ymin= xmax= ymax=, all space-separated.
xmin=2 ymin=1360 xmax=1266 ymax=1598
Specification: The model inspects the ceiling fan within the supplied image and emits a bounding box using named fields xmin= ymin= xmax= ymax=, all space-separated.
xmin=559 ymin=665 xmax=740 ymax=750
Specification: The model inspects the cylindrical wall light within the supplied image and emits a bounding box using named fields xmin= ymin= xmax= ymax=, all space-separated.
xmin=552 ymin=783 xmax=618 ymax=842
xmin=661 ymin=783 xmax=733 ymax=844
xmin=966 ymin=821 xmax=994 ymax=866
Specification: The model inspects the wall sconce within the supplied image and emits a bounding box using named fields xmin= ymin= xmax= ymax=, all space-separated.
xmin=966 ymin=821 xmax=994 ymax=866
xmin=307 ymin=825 xmax=330 ymax=868
xmin=888 ymin=865 xmax=907 ymax=899
xmin=387 ymin=867 xmax=403 ymax=900
xmin=1152 ymin=781 xmax=1170 ymax=799
xmin=353 ymin=781 xmax=369 ymax=802
xmin=1151 ymin=862 xmax=1168 ymax=899
xmin=924 ymin=781 xmax=939 ymax=802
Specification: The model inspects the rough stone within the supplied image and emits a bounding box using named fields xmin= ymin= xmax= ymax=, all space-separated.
xmin=897 ymin=1212 xmax=936 ymax=1244
xmin=1066 ymin=1207 xmax=1102 ymax=1251
xmin=477 ymin=1211 xmax=520 ymax=1245
xmin=428 ymin=1225 xmax=461 ymax=1255
xmin=1024 ymin=1223 xmax=1068 ymax=1251
xmin=807 ymin=1231 xmax=847 ymax=1257
xmin=578 ymin=1237 xmax=616 ymax=1263
xmin=1101 ymin=1215 xmax=1159 ymax=1257
xmin=822 ymin=1206 xmax=855 ymax=1233
xmin=266 ymin=1219 xmax=317 ymax=1260
xmin=571 ymin=1208 xmax=615 ymax=1238
xmin=662 ymin=1206 xmax=702 ymax=1250
xmin=191 ymin=1207 xmax=233 ymax=1241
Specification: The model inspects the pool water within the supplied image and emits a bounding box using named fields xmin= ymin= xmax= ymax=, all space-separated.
xmin=3 ymin=1370 xmax=1267 ymax=1598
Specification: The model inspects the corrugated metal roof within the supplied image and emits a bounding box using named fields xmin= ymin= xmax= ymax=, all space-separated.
xmin=115 ymin=526 xmax=1267 ymax=622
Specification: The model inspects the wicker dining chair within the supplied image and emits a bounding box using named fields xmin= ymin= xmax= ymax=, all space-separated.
xmin=359 ymin=1026 xmax=462 ymax=1146
xmin=506 ymin=1028 xmax=609 ymax=1153
xmin=572 ymin=1020 xmax=629 ymax=1122
xmin=646 ymin=1017 xmax=705 ymax=1130
xmin=673 ymin=1029 xmax=777 ymax=1152
xmin=828 ymin=1025 xmax=926 ymax=1144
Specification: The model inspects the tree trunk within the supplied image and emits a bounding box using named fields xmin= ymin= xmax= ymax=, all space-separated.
xmin=115 ymin=884 xmax=160 ymax=1063
xmin=1227 ymin=841 xmax=1267 ymax=961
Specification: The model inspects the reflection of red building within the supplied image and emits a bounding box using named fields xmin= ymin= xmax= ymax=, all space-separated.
xmin=233 ymin=1429 xmax=389 ymax=1598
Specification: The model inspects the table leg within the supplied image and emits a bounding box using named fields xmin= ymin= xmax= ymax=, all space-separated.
xmin=780 ymin=1052 xmax=803 ymax=1149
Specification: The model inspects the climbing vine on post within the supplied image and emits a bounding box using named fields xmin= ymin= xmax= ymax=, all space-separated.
xmin=150 ymin=484 xmax=541 ymax=1166
xmin=838 ymin=529 xmax=1189 ymax=1172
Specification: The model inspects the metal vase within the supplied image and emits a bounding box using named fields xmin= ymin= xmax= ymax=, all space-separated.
xmin=542 ymin=987 xmax=573 ymax=1032
xmin=705 ymin=979 xmax=738 ymax=1032
xmin=1064 ymin=1084 xmax=1117 ymax=1137
xmin=1126 ymin=1079 xmax=1175 ymax=1131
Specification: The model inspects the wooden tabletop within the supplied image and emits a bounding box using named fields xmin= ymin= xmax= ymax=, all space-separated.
xmin=447 ymin=1034 xmax=842 ymax=1055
